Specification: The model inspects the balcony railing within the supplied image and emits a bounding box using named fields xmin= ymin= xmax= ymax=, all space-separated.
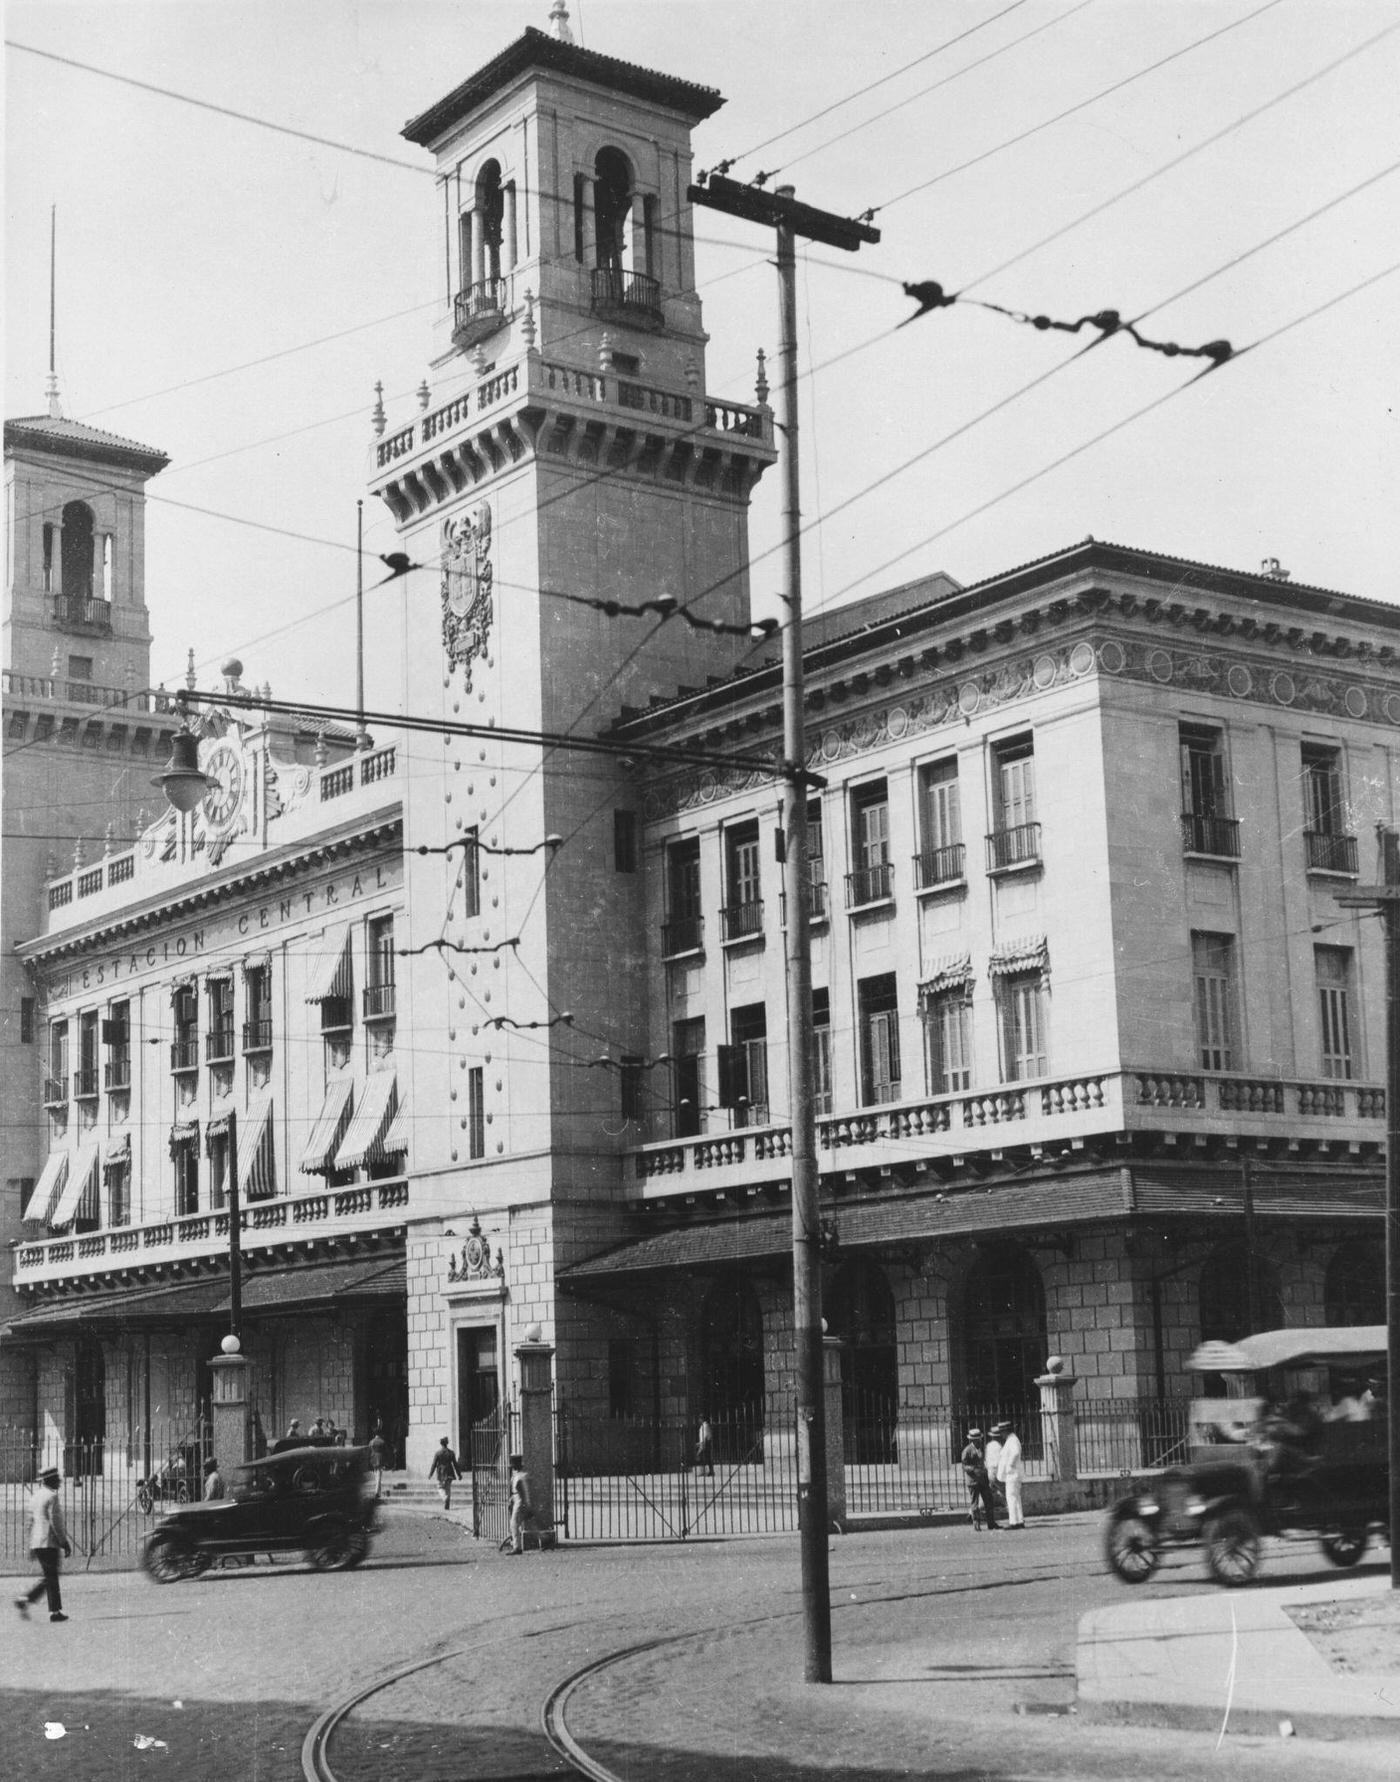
xmin=847 ymin=862 xmax=895 ymax=909
xmin=721 ymin=900 xmax=764 ymax=943
xmin=1181 ymin=811 xmax=1240 ymax=858
xmin=780 ymin=881 xmax=829 ymax=927
xmin=363 ymin=982 xmax=396 ymax=1021
xmin=205 ymin=1028 xmax=235 ymax=1065
xmin=104 ymin=1055 xmax=131 ymax=1092
xmin=73 ymin=1067 xmax=99 ymax=1100
xmin=170 ymin=1038 xmax=199 ymax=1074
xmin=242 ymin=1018 xmax=273 ymax=1054
xmin=591 ymin=266 xmax=663 ymax=322
xmin=986 ymin=823 xmax=1042 ymax=872
xmin=51 ymin=595 xmax=112 ymax=633
xmin=453 ymin=277 xmax=507 ymax=344
xmin=915 ymin=842 xmax=966 ymax=889
xmin=1305 ymin=829 xmax=1358 ymax=874
xmin=42 ymin=1075 xmax=68 ymax=1108
xmin=662 ymin=914 xmax=704 ymax=958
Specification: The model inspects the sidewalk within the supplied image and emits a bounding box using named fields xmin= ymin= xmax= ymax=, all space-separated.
xmin=1077 ymin=1569 xmax=1400 ymax=1738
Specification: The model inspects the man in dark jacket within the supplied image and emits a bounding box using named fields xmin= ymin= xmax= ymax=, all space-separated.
xmin=959 ymin=1428 xmax=999 ymax=1531
xmin=428 ymin=1436 xmax=462 ymax=1510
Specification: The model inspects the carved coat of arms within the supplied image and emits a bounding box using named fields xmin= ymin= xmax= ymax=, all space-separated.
xmin=441 ymin=504 xmax=493 ymax=683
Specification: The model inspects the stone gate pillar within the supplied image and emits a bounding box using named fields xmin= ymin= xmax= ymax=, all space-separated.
xmin=515 ymin=1332 xmax=555 ymax=1531
xmin=209 ymin=1336 xmax=252 ymax=1479
xmin=1036 ymin=1355 xmax=1079 ymax=1483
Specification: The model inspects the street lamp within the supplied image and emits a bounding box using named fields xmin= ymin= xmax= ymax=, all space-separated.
xmin=152 ymin=729 xmax=211 ymax=813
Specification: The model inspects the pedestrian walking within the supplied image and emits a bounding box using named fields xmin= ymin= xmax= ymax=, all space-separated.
xmin=203 ymin=1457 xmax=226 ymax=1501
xmin=959 ymin=1428 xmax=998 ymax=1531
xmin=428 ymin=1435 xmax=462 ymax=1510
xmin=983 ymin=1424 xmax=1004 ymax=1517
xmin=368 ymin=1419 xmax=387 ymax=1499
xmin=15 ymin=1466 xmax=71 ymax=1623
xmin=996 ymin=1419 xmax=1025 ymax=1528
xmin=694 ymin=1414 xmax=714 ymax=1476
xmin=508 ymin=1452 xmax=533 ymax=1554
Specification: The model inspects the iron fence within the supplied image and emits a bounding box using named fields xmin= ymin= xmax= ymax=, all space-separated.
xmin=469 ymin=1402 xmax=516 ymax=1547
xmin=1 ymin=1425 xmax=212 ymax=1568
xmin=843 ymin=1397 xmax=1048 ymax=1516
xmin=1073 ymin=1396 xmax=1192 ymax=1476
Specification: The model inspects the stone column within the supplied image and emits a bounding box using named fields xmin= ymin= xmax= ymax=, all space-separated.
xmin=471 ymin=203 xmax=486 ymax=288
xmin=502 ymin=182 xmax=517 ymax=276
xmin=823 ymin=1335 xmax=847 ymax=1528
xmin=515 ymin=1335 xmax=554 ymax=1531
xmin=577 ymin=176 xmax=594 ymax=269
xmin=208 ymin=1339 xmax=252 ymax=1480
xmin=458 ymin=208 xmax=474 ymax=297
xmin=1035 ymin=1355 xmax=1079 ymax=1483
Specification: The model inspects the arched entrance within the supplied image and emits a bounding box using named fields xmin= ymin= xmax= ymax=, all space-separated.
xmin=827 ymin=1259 xmax=897 ymax=1464
xmin=66 ymin=1335 xmax=106 ymax=1476
xmin=699 ymin=1276 xmax=764 ymax=1444
xmin=1198 ymin=1242 xmax=1283 ymax=1344
xmin=961 ymin=1243 xmax=1046 ymax=1413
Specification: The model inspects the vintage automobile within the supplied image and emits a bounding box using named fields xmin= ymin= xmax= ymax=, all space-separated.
xmin=1105 ymin=1325 xmax=1389 ymax=1587
xmin=142 ymin=1444 xmax=379 ymax=1582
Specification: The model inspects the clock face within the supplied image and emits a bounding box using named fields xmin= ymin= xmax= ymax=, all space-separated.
xmin=202 ymin=743 xmax=246 ymax=832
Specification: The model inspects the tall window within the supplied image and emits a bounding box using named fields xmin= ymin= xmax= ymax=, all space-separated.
xmin=917 ymin=757 xmax=963 ymax=886
xmin=806 ymin=798 xmax=827 ymax=919
xmin=47 ymin=1020 xmax=68 ymax=1103
xmin=849 ymin=780 xmax=892 ymax=906
xmin=173 ymin=1139 xmax=199 ymax=1218
xmin=723 ymin=821 xmax=763 ymax=940
xmin=461 ymin=830 xmax=481 ymax=919
xmin=467 ymin=1067 xmax=485 ymax=1159
xmin=724 ymin=1003 xmax=769 ymax=1127
xmin=172 ymin=985 xmax=198 ymax=1071
xmin=1180 ymin=724 xmax=1238 ymax=856
xmin=106 ymin=1160 xmax=130 ymax=1228
xmin=1315 ymin=945 xmax=1354 ymax=1079
xmin=989 ymin=736 xmax=1038 ymax=869
xmin=366 ymin=916 xmax=396 ymax=1020
xmin=243 ymin=963 xmax=271 ymax=1053
xmin=1192 ymin=932 xmax=1236 ymax=1072
xmin=812 ymin=987 xmax=833 ymax=1117
xmin=664 ymin=837 xmax=702 ymax=954
xmin=672 ymin=1016 xmax=704 ymax=1138
xmin=208 ymin=1130 xmax=231 ymax=1211
xmin=1301 ymin=743 xmax=1355 ymax=872
xmin=593 ymin=146 xmax=633 ymax=278
xmin=858 ymin=975 xmax=900 ymax=1105
xmin=997 ymin=973 xmax=1047 ymax=1081
xmin=925 ymin=987 xmax=973 ymax=1094
xmin=76 ymin=1011 xmax=99 ymax=1098
xmin=207 ymin=976 xmax=234 ymax=1062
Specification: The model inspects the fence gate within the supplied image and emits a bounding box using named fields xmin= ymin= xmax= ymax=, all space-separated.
xmin=469 ymin=1401 xmax=514 ymax=1546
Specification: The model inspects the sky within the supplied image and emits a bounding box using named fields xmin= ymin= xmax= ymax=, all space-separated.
xmin=6 ymin=0 xmax=1399 ymax=718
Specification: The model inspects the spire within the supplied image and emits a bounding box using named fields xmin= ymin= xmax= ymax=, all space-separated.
xmin=46 ymin=204 xmax=63 ymax=419
xmin=549 ymin=1 xmax=574 ymax=44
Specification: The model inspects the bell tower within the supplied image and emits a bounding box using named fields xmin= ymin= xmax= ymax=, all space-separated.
xmin=371 ymin=13 xmax=776 ymax=1444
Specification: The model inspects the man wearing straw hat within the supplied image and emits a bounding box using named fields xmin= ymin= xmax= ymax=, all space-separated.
xmin=959 ymin=1428 xmax=999 ymax=1532
xmin=14 ymin=1466 xmax=72 ymax=1623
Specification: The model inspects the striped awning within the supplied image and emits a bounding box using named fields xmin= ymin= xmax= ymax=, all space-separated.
xmin=919 ymin=954 xmax=973 ymax=1003
xmin=300 ymin=1075 xmax=354 ymax=1174
xmin=49 ymin=1138 xmax=101 ymax=1229
xmin=988 ymin=935 xmax=1048 ymax=977
xmin=206 ymin=1102 xmax=235 ymax=1148
xmin=242 ymin=951 xmax=270 ymax=974
xmin=22 ymin=1150 xmax=70 ymax=1224
xmin=239 ymin=1093 xmax=276 ymax=1199
xmin=169 ymin=1118 xmax=199 ymax=1157
xmin=382 ymin=1098 xmax=410 ymax=1158
xmin=205 ymin=965 xmax=234 ymax=986
xmin=305 ymin=924 xmax=352 ymax=1004
xmin=334 ymin=1069 xmax=396 ymax=1171
xmin=104 ymin=1130 xmax=131 ymax=1169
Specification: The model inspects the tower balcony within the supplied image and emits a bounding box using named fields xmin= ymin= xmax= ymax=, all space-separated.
xmin=51 ymin=595 xmax=113 ymax=635
xmin=590 ymin=266 xmax=663 ymax=327
xmin=453 ymin=278 xmax=508 ymax=350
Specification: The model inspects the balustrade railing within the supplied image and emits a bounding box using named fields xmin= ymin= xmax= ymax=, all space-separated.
xmin=915 ymin=843 xmax=966 ymax=889
xmin=846 ymin=862 xmax=894 ymax=908
xmin=986 ymin=822 xmax=1041 ymax=871
xmin=590 ymin=266 xmax=662 ymax=319
xmin=720 ymin=900 xmax=764 ymax=942
xmin=1181 ymin=811 xmax=1240 ymax=858
xmin=1305 ymin=829 xmax=1358 ymax=874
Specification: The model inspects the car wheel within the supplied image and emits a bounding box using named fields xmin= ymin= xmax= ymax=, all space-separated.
xmin=143 ymin=1530 xmax=198 ymax=1585
xmin=343 ymin=1527 xmax=371 ymax=1569
xmin=306 ymin=1520 xmax=355 ymax=1571
xmin=1204 ymin=1506 xmax=1261 ymax=1586
xmin=136 ymin=1482 xmax=154 ymax=1515
xmin=1321 ymin=1527 xmax=1368 ymax=1568
xmin=1104 ymin=1503 xmax=1160 ymax=1584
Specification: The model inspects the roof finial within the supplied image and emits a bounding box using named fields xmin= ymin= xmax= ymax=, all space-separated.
xmin=46 ymin=205 xmax=63 ymax=419
xmin=549 ymin=1 xmax=574 ymax=44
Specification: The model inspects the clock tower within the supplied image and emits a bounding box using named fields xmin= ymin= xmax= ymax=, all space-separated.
xmin=369 ymin=12 xmax=777 ymax=1448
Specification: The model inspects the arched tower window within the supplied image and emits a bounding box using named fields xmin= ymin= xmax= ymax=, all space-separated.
xmin=475 ymin=160 xmax=504 ymax=282
xmin=593 ymin=147 xmax=632 ymax=280
xmin=699 ymin=1275 xmax=764 ymax=1426
xmin=960 ymin=1242 xmax=1046 ymax=1410
xmin=61 ymin=500 xmax=95 ymax=601
xmin=1324 ymin=1239 xmax=1384 ymax=1326
xmin=827 ymin=1258 xmax=897 ymax=1463
xmin=1198 ymin=1242 xmax=1283 ymax=1344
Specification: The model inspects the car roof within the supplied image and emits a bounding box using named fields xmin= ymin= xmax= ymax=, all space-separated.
xmin=1189 ymin=1326 xmax=1387 ymax=1374
xmin=235 ymin=1444 xmax=368 ymax=1471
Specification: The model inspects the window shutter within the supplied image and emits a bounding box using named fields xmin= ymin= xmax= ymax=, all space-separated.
xmin=716 ymin=1043 xmax=745 ymax=1108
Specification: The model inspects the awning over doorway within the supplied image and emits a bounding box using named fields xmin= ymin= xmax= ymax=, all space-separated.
xmin=238 ymin=1093 xmax=275 ymax=1198
xmin=334 ymin=1069 xmax=396 ymax=1171
xmin=22 ymin=1150 xmax=70 ymax=1224
xmin=48 ymin=1138 xmax=101 ymax=1229
xmin=300 ymin=1075 xmax=354 ymax=1174
xmin=305 ymin=923 xmax=352 ymax=1004
xmin=104 ymin=1130 xmax=131 ymax=1169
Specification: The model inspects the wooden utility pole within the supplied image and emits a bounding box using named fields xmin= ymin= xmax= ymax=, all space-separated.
xmin=690 ymin=174 xmax=879 ymax=1681
xmin=1335 ymin=825 xmax=1400 ymax=1589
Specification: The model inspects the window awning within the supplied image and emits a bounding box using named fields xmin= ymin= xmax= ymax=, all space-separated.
xmin=988 ymin=935 xmax=1048 ymax=977
xmin=334 ymin=1069 xmax=396 ymax=1170
xmin=206 ymin=1102 xmax=235 ymax=1147
xmin=205 ymin=966 xmax=234 ymax=987
xmin=169 ymin=1118 xmax=199 ymax=1157
xmin=49 ymin=1138 xmax=101 ymax=1229
xmin=171 ymin=975 xmax=197 ymax=997
xmin=103 ymin=1131 xmax=131 ymax=1170
xmin=239 ymin=1093 xmax=275 ymax=1198
xmin=919 ymin=953 xmax=973 ymax=1004
xmin=382 ymin=1098 xmax=410 ymax=1158
xmin=305 ymin=924 xmax=352 ymax=1004
xmin=22 ymin=1151 xmax=69 ymax=1224
xmin=242 ymin=952 xmax=270 ymax=974
xmin=300 ymin=1075 xmax=354 ymax=1174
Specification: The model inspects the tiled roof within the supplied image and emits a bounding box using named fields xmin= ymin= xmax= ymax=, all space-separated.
xmin=6 ymin=413 xmax=169 ymax=471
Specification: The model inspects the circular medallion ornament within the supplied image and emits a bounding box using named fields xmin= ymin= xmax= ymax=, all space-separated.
xmin=1271 ymin=672 xmax=1296 ymax=706
xmin=958 ymin=681 xmax=981 ymax=717
xmin=201 ymin=742 xmax=246 ymax=832
xmin=887 ymin=706 xmax=909 ymax=739
xmin=465 ymin=1232 xmax=489 ymax=1274
xmin=1097 ymin=640 xmax=1126 ymax=674
xmin=821 ymin=730 xmax=842 ymax=762
xmin=1227 ymin=664 xmax=1253 ymax=698
xmin=1032 ymin=654 xmax=1057 ymax=690
xmin=1345 ymin=686 xmax=1368 ymax=719
xmin=1385 ymin=694 xmax=1400 ymax=727
xmin=1148 ymin=649 xmax=1174 ymax=684
xmin=1069 ymin=642 xmax=1095 ymax=677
